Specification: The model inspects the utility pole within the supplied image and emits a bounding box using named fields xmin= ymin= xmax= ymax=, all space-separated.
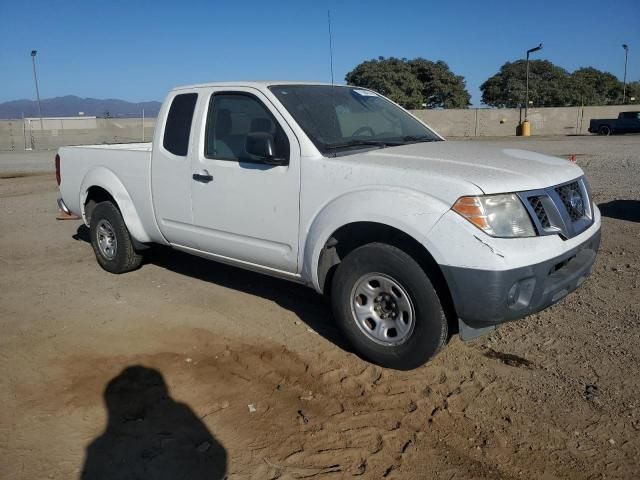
xmin=622 ymin=44 xmax=629 ymax=103
xmin=525 ymin=43 xmax=543 ymax=122
xmin=31 ymin=50 xmax=44 ymax=132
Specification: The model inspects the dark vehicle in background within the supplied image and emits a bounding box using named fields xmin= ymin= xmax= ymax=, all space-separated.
xmin=589 ymin=111 xmax=640 ymax=135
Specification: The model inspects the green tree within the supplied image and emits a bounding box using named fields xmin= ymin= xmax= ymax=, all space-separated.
xmin=480 ymin=60 xmax=573 ymax=108
xmin=408 ymin=59 xmax=471 ymax=108
xmin=345 ymin=57 xmax=422 ymax=109
xmin=626 ymin=81 xmax=640 ymax=102
xmin=570 ymin=67 xmax=623 ymax=105
xmin=345 ymin=57 xmax=470 ymax=109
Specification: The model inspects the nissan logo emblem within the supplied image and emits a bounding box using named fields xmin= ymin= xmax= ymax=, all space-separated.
xmin=568 ymin=190 xmax=584 ymax=216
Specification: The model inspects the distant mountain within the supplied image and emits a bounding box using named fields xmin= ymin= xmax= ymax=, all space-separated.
xmin=0 ymin=95 xmax=161 ymax=119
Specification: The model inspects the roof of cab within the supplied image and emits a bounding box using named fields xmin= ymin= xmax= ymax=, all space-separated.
xmin=171 ymin=81 xmax=351 ymax=91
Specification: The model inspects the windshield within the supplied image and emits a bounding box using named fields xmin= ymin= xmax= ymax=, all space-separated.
xmin=269 ymin=85 xmax=441 ymax=155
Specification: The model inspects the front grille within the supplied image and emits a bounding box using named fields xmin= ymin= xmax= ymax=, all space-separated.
xmin=528 ymin=196 xmax=550 ymax=228
xmin=519 ymin=176 xmax=593 ymax=240
xmin=555 ymin=181 xmax=585 ymax=222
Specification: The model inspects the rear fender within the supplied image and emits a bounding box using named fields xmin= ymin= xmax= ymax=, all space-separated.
xmin=80 ymin=166 xmax=151 ymax=243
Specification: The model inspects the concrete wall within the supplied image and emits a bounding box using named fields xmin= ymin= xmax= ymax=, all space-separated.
xmin=1 ymin=104 xmax=639 ymax=151
xmin=0 ymin=117 xmax=156 ymax=151
xmin=0 ymin=119 xmax=24 ymax=151
xmin=411 ymin=104 xmax=640 ymax=137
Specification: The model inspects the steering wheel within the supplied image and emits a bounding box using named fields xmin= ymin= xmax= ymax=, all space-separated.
xmin=351 ymin=126 xmax=375 ymax=137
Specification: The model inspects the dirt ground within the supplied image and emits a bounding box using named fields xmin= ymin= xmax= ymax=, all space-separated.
xmin=1 ymin=135 xmax=639 ymax=479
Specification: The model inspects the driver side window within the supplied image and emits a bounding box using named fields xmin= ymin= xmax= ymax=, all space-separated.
xmin=205 ymin=93 xmax=289 ymax=162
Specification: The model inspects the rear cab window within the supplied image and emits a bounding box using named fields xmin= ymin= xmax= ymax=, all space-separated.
xmin=163 ymin=93 xmax=198 ymax=156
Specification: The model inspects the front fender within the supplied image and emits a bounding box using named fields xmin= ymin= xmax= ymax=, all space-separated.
xmin=80 ymin=166 xmax=151 ymax=243
xmin=302 ymin=186 xmax=451 ymax=292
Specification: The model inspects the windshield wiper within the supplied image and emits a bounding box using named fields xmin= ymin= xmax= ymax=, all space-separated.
xmin=324 ymin=136 xmax=433 ymax=153
xmin=324 ymin=139 xmax=393 ymax=151
xmin=401 ymin=135 xmax=439 ymax=143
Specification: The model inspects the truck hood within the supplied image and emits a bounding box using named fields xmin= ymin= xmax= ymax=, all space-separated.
xmin=349 ymin=141 xmax=583 ymax=194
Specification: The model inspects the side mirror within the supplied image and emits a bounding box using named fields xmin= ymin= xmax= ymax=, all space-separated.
xmin=245 ymin=132 xmax=288 ymax=166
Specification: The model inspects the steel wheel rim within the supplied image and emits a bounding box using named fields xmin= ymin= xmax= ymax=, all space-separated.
xmin=96 ymin=219 xmax=117 ymax=260
xmin=350 ymin=273 xmax=415 ymax=346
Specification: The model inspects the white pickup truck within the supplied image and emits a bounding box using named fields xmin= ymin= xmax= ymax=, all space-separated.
xmin=56 ymin=82 xmax=601 ymax=369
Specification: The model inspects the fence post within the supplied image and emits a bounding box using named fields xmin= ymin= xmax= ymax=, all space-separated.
xmin=474 ymin=108 xmax=479 ymax=137
xmin=22 ymin=113 xmax=29 ymax=151
xmin=27 ymin=118 xmax=34 ymax=151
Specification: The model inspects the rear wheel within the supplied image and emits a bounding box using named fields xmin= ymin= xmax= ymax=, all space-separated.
xmin=331 ymin=243 xmax=448 ymax=370
xmin=90 ymin=201 xmax=143 ymax=273
xmin=598 ymin=125 xmax=611 ymax=136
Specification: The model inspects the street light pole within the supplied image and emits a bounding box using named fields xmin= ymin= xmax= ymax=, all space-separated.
xmin=525 ymin=43 xmax=543 ymax=121
xmin=622 ymin=44 xmax=629 ymax=103
xmin=30 ymin=50 xmax=44 ymax=132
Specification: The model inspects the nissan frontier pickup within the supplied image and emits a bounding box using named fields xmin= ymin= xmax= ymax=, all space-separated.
xmin=56 ymin=82 xmax=601 ymax=369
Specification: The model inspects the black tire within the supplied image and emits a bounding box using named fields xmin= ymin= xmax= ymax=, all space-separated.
xmin=331 ymin=243 xmax=448 ymax=370
xmin=598 ymin=125 xmax=611 ymax=136
xmin=90 ymin=201 xmax=143 ymax=274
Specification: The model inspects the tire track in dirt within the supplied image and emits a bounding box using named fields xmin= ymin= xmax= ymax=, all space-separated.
xmin=48 ymin=326 xmax=589 ymax=478
xmin=41 ymin=328 xmax=500 ymax=478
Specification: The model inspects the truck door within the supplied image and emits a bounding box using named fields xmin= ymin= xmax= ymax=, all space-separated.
xmin=634 ymin=112 xmax=640 ymax=133
xmin=619 ymin=111 xmax=640 ymax=133
xmin=151 ymin=91 xmax=200 ymax=248
xmin=188 ymin=88 xmax=300 ymax=273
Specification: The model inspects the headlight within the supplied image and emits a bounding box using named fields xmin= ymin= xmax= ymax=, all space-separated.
xmin=452 ymin=194 xmax=536 ymax=238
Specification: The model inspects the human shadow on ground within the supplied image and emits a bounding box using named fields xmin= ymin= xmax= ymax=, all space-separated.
xmin=80 ymin=365 xmax=227 ymax=480
xmin=598 ymin=200 xmax=640 ymax=223
xmin=73 ymin=225 xmax=350 ymax=352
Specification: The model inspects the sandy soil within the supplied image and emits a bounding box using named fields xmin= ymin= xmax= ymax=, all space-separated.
xmin=1 ymin=136 xmax=639 ymax=479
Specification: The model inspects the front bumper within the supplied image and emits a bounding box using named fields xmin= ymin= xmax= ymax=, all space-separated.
xmin=441 ymin=227 xmax=601 ymax=333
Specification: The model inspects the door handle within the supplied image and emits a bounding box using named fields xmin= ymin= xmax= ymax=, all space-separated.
xmin=192 ymin=170 xmax=213 ymax=183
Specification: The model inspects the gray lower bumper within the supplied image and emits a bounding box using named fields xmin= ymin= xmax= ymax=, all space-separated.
xmin=441 ymin=228 xmax=601 ymax=337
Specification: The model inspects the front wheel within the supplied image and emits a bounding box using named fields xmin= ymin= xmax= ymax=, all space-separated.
xmin=331 ymin=243 xmax=448 ymax=370
xmin=90 ymin=201 xmax=143 ymax=274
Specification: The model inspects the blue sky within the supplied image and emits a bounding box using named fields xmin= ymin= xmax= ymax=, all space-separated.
xmin=1 ymin=0 xmax=639 ymax=106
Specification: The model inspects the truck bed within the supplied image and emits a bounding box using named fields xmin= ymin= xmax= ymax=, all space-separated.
xmin=58 ymin=142 xmax=163 ymax=244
